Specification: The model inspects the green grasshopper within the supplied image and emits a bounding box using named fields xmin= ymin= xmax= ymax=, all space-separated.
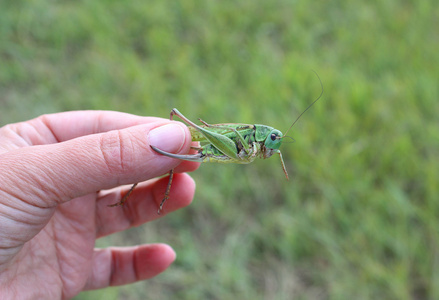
xmin=111 ymin=107 xmax=320 ymax=213
xmin=110 ymin=76 xmax=322 ymax=213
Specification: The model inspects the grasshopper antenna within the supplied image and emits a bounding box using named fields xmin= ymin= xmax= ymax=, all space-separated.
xmin=283 ymin=71 xmax=323 ymax=137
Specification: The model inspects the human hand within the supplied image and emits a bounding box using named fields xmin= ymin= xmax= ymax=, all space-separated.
xmin=0 ymin=111 xmax=199 ymax=299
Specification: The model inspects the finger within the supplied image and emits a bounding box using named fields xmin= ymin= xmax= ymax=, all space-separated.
xmin=30 ymin=110 xmax=166 ymax=143
xmin=0 ymin=121 xmax=199 ymax=207
xmin=83 ymin=244 xmax=176 ymax=290
xmin=96 ymin=173 xmax=195 ymax=238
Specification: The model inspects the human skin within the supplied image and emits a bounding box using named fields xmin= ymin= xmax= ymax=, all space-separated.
xmin=0 ymin=111 xmax=199 ymax=299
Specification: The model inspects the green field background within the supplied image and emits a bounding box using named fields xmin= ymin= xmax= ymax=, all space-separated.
xmin=1 ymin=0 xmax=438 ymax=299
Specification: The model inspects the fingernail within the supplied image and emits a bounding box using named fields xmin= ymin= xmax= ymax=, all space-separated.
xmin=148 ymin=124 xmax=186 ymax=153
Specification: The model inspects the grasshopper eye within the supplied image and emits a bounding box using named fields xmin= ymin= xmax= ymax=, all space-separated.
xmin=271 ymin=133 xmax=277 ymax=141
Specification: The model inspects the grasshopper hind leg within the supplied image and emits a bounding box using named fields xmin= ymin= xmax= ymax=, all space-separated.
xmin=151 ymin=145 xmax=204 ymax=162
xmin=109 ymin=108 xmax=180 ymax=214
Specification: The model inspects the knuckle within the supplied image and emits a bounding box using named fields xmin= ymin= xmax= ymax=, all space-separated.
xmin=98 ymin=130 xmax=135 ymax=176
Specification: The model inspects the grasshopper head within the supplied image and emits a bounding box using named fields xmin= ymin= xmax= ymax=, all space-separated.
xmin=264 ymin=129 xmax=283 ymax=150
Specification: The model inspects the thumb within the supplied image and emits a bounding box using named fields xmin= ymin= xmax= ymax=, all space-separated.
xmin=0 ymin=121 xmax=192 ymax=207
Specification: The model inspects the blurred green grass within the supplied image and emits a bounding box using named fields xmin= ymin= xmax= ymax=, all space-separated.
xmin=1 ymin=0 xmax=438 ymax=299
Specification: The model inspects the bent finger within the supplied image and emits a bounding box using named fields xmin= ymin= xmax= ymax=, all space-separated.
xmin=96 ymin=173 xmax=195 ymax=238
xmin=83 ymin=244 xmax=176 ymax=290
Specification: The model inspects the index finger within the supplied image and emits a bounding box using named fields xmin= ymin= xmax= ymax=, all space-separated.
xmin=36 ymin=110 xmax=165 ymax=142
xmin=31 ymin=110 xmax=199 ymax=173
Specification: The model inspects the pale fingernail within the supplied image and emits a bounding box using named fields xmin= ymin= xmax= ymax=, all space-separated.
xmin=148 ymin=124 xmax=186 ymax=153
